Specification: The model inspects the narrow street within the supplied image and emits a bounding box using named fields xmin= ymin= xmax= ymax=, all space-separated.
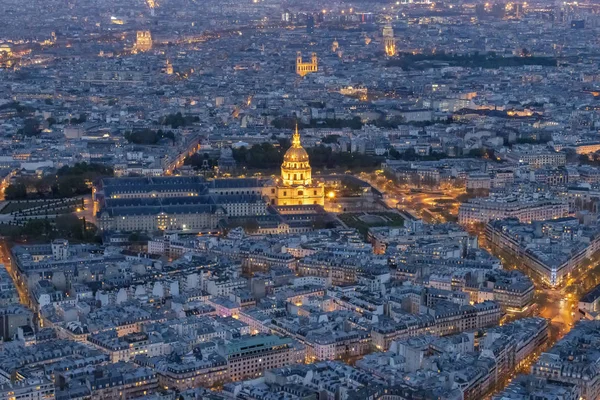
xmin=0 ymin=239 xmax=28 ymax=305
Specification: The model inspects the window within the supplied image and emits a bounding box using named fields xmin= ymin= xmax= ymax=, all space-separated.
xmin=298 ymin=190 xmax=303 ymax=196
xmin=283 ymin=191 xmax=287 ymax=196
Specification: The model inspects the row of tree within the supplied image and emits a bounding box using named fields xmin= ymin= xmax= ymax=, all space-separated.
xmin=4 ymin=162 xmax=113 ymax=200
xmin=231 ymin=142 xmax=383 ymax=171
xmin=232 ymin=142 xmax=287 ymax=169
xmin=158 ymin=112 xmax=199 ymax=129
xmin=272 ymin=116 xmax=363 ymax=130
xmin=4 ymin=214 xmax=98 ymax=242
xmin=184 ymin=153 xmax=217 ymax=170
xmin=124 ymin=129 xmax=176 ymax=145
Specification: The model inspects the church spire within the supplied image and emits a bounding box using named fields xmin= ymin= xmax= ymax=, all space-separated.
xmin=292 ymin=123 xmax=301 ymax=147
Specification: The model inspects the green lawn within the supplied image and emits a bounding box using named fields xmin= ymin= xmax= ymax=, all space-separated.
xmin=338 ymin=212 xmax=404 ymax=236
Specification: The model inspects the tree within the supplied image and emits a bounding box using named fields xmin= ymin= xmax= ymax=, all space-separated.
xmin=125 ymin=129 xmax=175 ymax=145
xmin=322 ymin=135 xmax=340 ymax=144
xmin=18 ymin=118 xmax=41 ymax=136
xmin=57 ymin=162 xmax=113 ymax=177
xmin=21 ymin=219 xmax=52 ymax=237
xmin=232 ymin=143 xmax=285 ymax=169
xmin=34 ymin=176 xmax=54 ymax=196
xmin=184 ymin=153 xmax=216 ymax=170
xmin=69 ymin=114 xmax=87 ymax=124
xmin=55 ymin=214 xmax=85 ymax=239
xmin=4 ymin=183 xmax=27 ymax=200
xmin=389 ymin=148 xmax=401 ymax=159
xmin=128 ymin=232 xmax=150 ymax=243
xmin=53 ymin=176 xmax=88 ymax=198
xmin=159 ymin=112 xmax=199 ymax=129
xmin=242 ymin=219 xmax=259 ymax=234
xmin=312 ymin=220 xmax=336 ymax=230
xmin=341 ymin=180 xmax=365 ymax=196
xmin=271 ymin=116 xmax=363 ymax=130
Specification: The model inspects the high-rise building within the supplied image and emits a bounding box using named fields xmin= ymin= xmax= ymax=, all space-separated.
xmin=295 ymin=52 xmax=317 ymax=77
xmin=273 ymin=125 xmax=324 ymax=206
xmin=383 ymin=23 xmax=396 ymax=56
xmin=135 ymin=31 xmax=153 ymax=52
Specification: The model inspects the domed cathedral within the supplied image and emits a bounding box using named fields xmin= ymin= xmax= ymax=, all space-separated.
xmin=274 ymin=125 xmax=324 ymax=206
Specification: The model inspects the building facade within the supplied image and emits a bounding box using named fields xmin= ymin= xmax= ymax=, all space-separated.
xmin=295 ymin=52 xmax=318 ymax=77
xmin=273 ymin=126 xmax=324 ymax=206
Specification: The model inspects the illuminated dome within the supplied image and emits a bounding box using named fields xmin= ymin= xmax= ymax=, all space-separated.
xmin=281 ymin=125 xmax=312 ymax=186
xmin=332 ymin=39 xmax=339 ymax=52
xmin=283 ymin=133 xmax=309 ymax=163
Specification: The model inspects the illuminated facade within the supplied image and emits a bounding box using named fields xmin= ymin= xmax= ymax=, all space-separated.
xmin=0 ymin=44 xmax=13 ymax=58
xmin=147 ymin=0 xmax=157 ymax=16
xmin=274 ymin=126 xmax=324 ymax=206
xmin=332 ymin=39 xmax=339 ymax=52
xmin=135 ymin=31 xmax=153 ymax=52
xmin=296 ymin=52 xmax=318 ymax=77
xmin=165 ymin=59 xmax=173 ymax=75
xmin=383 ymin=23 xmax=396 ymax=56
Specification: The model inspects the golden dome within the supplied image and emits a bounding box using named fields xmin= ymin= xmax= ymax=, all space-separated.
xmin=283 ymin=146 xmax=309 ymax=163
xmin=281 ymin=124 xmax=312 ymax=186
xmin=283 ymin=130 xmax=309 ymax=163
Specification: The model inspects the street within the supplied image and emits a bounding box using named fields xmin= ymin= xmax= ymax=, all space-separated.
xmin=367 ymin=172 xmax=595 ymax=397
xmin=358 ymin=171 xmax=463 ymax=223
xmin=0 ymin=239 xmax=28 ymax=305
xmin=74 ymin=194 xmax=97 ymax=225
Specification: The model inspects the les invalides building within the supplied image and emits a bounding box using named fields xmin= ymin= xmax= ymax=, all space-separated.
xmin=273 ymin=125 xmax=325 ymax=206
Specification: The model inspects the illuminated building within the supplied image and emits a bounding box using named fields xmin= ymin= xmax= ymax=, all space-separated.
xmin=147 ymin=0 xmax=157 ymax=16
xmin=332 ymin=38 xmax=339 ymax=52
xmin=295 ymin=52 xmax=318 ymax=77
xmin=459 ymin=195 xmax=567 ymax=225
xmin=0 ymin=44 xmax=12 ymax=58
xmin=486 ymin=217 xmax=600 ymax=287
xmin=0 ymin=378 xmax=54 ymax=400
xmin=382 ymin=23 xmax=396 ymax=56
xmin=135 ymin=31 xmax=153 ymax=53
xmin=273 ymin=125 xmax=324 ymax=206
xmin=165 ymin=59 xmax=173 ymax=75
